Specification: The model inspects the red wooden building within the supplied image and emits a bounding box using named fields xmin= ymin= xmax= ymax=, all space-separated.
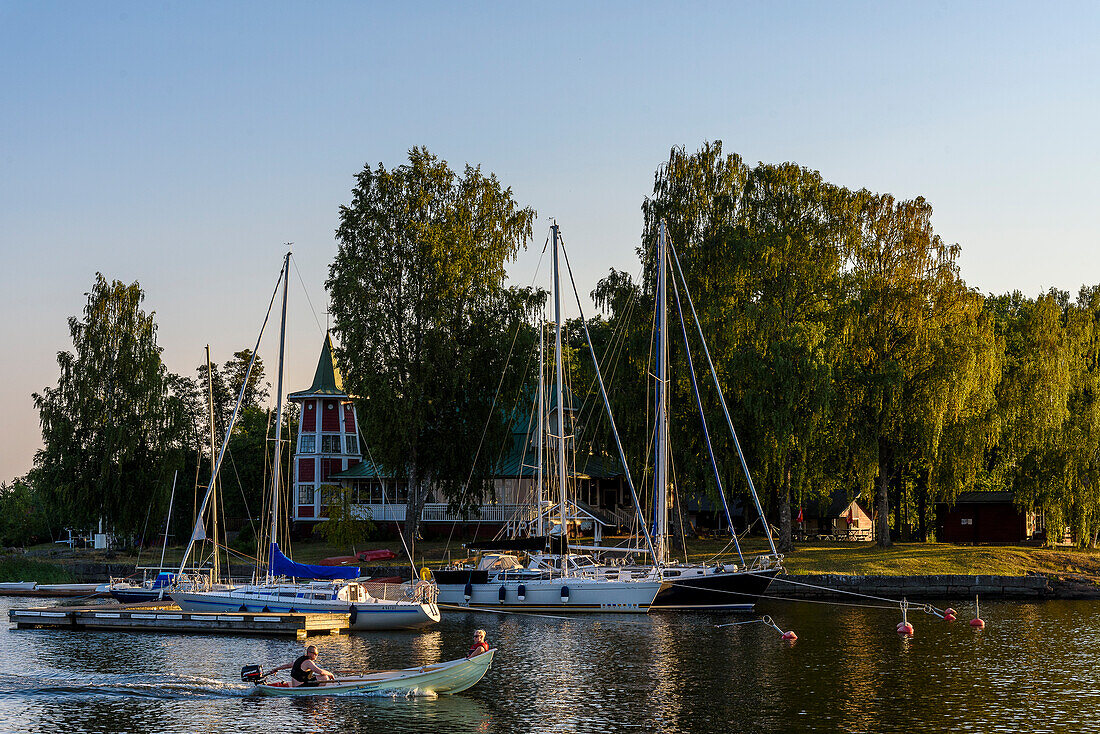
xmin=289 ymin=333 xmax=362 ymax=522
xmin=935 ymin=491 xmax=1040 ymax=543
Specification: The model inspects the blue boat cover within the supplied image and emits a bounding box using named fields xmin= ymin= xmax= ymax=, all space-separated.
xmin=152 ymin=572 xmax=176 ymax=589
xmin=269 ymin=543 xmax=360 ymax=580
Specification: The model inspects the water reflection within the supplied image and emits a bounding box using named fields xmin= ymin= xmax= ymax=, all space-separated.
xmin=6 ymin=597 xmax=1100 ymax=732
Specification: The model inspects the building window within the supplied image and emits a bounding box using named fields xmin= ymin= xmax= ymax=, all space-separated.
xmin=299 ymin=435 xmax=316 ymax=453
xmin=298 ymin=484 xmax=315 ymax=504
xmin=321 ymin=435 xmax=341 ymax=453
xmin=345 ymin=435 xmax=358 ymax=455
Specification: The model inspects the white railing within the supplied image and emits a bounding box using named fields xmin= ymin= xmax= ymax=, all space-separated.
xmin=349 ymin=503 xmax=538 ymax=524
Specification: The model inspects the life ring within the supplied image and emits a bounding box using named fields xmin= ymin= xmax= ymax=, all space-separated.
xmin=419 ymin=567 xmax=433 ymax=582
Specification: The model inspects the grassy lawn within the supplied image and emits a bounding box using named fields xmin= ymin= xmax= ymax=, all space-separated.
xmin=19 ymin=536 xmax=1100 ymax=579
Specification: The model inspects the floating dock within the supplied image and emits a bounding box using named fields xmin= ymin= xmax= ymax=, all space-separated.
xmin=8 ymin=603 xmax=349 ymax=640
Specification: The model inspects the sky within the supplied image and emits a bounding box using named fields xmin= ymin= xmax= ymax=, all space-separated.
xmin=2 ymin=1 xmax=1098 ymax=483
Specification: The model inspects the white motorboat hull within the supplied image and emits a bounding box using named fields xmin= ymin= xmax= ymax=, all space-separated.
xmin=436 ymin=577 xmax=662 ymax=613
xmin=171 ymin=588 xmax=440 ymax=630
xmin=254 ymin=650 xmax=495 ymax=696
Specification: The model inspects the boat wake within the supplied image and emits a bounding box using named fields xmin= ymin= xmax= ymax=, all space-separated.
xmin=0 ymin=672 xmax=251 ymax=700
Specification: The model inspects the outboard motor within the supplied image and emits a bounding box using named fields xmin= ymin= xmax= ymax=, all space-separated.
xmin=241 ymin=665 xmax=265 ymax=683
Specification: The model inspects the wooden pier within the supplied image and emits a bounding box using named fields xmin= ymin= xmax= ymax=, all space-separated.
xmin=8 ymin=603 xmax=349 ymax=640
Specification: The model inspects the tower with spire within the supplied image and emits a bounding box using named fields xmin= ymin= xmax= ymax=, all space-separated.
xmin=288 ymin=333 xmax=362 ymax=523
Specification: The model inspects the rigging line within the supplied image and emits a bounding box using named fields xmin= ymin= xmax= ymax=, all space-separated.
xmin=358 ymin=434 xmax=416 ymax=574
xmin=767 ymin=574 xmax=917 ymax=607
xmin=557 ymin=231 xmax=658 ymax=563
xmin=291 ymin=255 xmax=325 ymax=337
xmin=668 ymin=236 xmax=778 ymax=557
xmin=442 ymin=234 xmax=552 ymax=557
xmin=667 ymin=249 xmax=743 ymax=563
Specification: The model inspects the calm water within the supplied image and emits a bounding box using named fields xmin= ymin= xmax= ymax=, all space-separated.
xmin=1 ymin=594 xmax=1099 ymax=733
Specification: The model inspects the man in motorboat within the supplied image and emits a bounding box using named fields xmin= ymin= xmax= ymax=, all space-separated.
xmin=467 ymin=629 xmax=490 ymax=658
xmin=268 ymin=645 xmax=335 ymax=687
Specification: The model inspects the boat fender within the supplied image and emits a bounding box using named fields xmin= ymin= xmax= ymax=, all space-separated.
xmin=289 ymin=608 xmax=298 ymax=614
xmin=463 ymin=582 xmax=472 ymax=603
xmin=498 ymin=586 xmax=507 ymax=603
xmin=239 ymin=605 xmax=248 ymax=613
xmin=560 ymin=585 xmax=570 ymax=602
xmin=349 ymin=605 xmax=358 ymax=625
xmin=517 ymin=584 xmax=526 ymax=601
xmin=261 ymin=607 xmax=271 ymax=613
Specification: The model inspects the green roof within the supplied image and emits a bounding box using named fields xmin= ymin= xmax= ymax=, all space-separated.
xmin=288 ymin=333 xmax=346 ymax=399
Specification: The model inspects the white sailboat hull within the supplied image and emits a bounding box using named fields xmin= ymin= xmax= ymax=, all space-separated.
xmin=171 ymin=587 xmax=440 ymax=630
xmin=436 ymin=577 xmax=662 ymax=613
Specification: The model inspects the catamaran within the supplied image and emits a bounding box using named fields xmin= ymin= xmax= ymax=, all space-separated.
xmin=170 ymin=251 xmax=440 ymax=630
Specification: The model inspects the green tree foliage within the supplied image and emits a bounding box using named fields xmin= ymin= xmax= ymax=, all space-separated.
xmin=0 ymin=475 xmax=55 ymax=546
xmin=840 ymin=193 xmax=988 ymax=547
xmin=327 ymin=147 xmax=537 ymax=541
xmin=32 ymin=275 xmax=188 ymax=534
xmin=320 ymin=484 xmax=376 ymax=551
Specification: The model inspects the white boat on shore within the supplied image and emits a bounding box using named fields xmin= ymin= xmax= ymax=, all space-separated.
xmin=247 ymin=649 xmax=495 ymax=697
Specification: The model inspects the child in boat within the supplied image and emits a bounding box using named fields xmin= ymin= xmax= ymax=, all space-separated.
xmin=269 ymin=644 xmax=336 ymax=686
xmin=467 ymin=629 xmax=490 ymax=658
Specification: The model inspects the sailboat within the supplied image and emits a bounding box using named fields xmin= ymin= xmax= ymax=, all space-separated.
xmin=170 ymin=251 xmax=440 ymax=630
xmin=432 ymin=225 xmax=667 ymax=613
xmin=590 ymin=221 xmax=783 ymax=611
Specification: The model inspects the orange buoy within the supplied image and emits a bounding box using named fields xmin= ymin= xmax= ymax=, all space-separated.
xmin=782 ymin=630 xmax=797 ymax=641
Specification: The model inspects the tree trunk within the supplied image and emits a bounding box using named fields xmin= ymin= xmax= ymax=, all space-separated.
xmin=778 ymin=457 xmax=793 ymax=553
xmin=892 ymin=468 xmax=904 ymax=541
xmin=876 ymin=440 xmax=892 ymax=548
xmin=403 ymin=445 xmax=422 ymax=545
xmin=916 ymin=468 xmax=928 ymax=542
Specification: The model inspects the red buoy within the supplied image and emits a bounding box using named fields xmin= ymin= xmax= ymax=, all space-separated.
xmin=944 ymin=612 xmax=957 ymax=622
xmin=782 ymin=630 xmax=797 ymax=641
xmin=969 ymin=618 xmax=985 ymax=628
xmin=944 ymin=607 xmax=957 ymax=616
xmin=897 ymin=622 xmax=914 ymax=636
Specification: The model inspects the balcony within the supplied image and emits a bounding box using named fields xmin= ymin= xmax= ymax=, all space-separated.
xmin=344 ymin=503 xmax=540 ymax=524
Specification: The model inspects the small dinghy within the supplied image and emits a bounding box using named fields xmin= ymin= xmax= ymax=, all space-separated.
xmin=242 ymin=650 xmax=495 ymax=697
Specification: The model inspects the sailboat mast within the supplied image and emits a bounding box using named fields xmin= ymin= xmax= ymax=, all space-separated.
xmin=206 ymin=345 xmax=220 ymax=582
xmin=552 ymin=224 xmax=569 ymax=573
xmin=654 ymin=221 xmax=669 ymax=566
xmin=269 ymin=250 xmax=291 ymax=580
xmin=536 ymin=317 xmax=545 ymax=537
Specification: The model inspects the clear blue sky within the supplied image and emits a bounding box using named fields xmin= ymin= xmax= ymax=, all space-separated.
xmin=2 ymin=1 xmax=1098 ymax=482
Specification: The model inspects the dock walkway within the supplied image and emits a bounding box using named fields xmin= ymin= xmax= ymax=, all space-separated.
xmin=8 ymin=602 xmax=349 ymax=640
